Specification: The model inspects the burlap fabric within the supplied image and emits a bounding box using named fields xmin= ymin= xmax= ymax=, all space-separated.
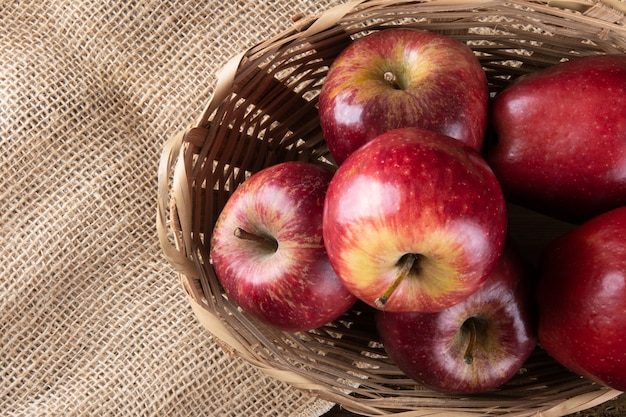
xmin=0 ymin=1 xmax=345 ymax=415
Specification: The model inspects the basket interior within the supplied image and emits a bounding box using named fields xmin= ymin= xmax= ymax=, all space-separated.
xmin=165 ymin=0 xmax=626 ymax=415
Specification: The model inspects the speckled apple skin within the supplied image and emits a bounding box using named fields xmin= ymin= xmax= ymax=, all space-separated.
xmin=485 ymin=54 xmax=626 ymax=224
xmin=318 ymin=28 xmax=489 ymax=165
xmin=537 ymin=206 xmax=626 ymax=391
xmin=210 ymin=161 xmax=356 ymax=332
xmin=323 ymin=127 xmax=507 ymax=313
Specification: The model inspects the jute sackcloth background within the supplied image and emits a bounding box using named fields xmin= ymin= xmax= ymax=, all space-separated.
xmin=0 ymin=1 xmax=346 ymax=415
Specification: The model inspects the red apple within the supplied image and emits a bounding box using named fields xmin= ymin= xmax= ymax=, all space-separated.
xmin=322 ymin=127 xmax=507 ymax=313
xmin=376 ymin=242 xmax=537 ymax=394
xmin=210 ymin=161 xmax=356 ymax=332
xmin=318 ymin=28 xmax=489 ymax=165
xmin=536 ymin=206 xmax=626 ymax=391
xmin=485 ymin=54 xmax=626 ymax=224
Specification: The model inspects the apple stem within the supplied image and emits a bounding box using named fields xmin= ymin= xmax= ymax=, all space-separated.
xmin=375 ymin=253 xmax=418 ymax=309
xmin=464 ymin=318 xmax=477 ymax=365
xmin=233 ymin=227 xmax=278 ymax=252
xmin=383 ymin=71 xmax=401 ymax=90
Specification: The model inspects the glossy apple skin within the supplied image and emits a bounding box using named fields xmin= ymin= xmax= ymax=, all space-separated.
xmin=485 ymin=54 xmax=626 ymax=224
xmin=323 ymin=127 xmax=507 ymax=313
xmin=210 ymin=161 xmax=356 ymax=332
xmin=376 ymin=243 xmax=537 ymax=394
xmin=318 ymin=28 xmax=488 ymax=165
xmin=536 ymin=206 xmax=626 ymax=391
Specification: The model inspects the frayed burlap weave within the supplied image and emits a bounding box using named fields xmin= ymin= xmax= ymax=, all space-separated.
xmin=0 ymin=1 xmax=342 ymax=416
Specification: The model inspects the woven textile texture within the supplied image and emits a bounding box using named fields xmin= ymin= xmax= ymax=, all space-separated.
xmin=0 ymin=1 xmax=344 ymax=416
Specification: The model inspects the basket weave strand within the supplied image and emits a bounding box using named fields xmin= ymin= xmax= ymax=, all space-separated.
xmin=158 ymin=0 xmax=626 ymax=415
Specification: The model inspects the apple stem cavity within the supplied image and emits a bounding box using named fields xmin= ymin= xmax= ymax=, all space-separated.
xmin=375 ymin=253 xmax=421 ymax=309
xmin=234 ymin=227 xmax=278 ymax=252
xmin=463 ymin=317 xmax=478 ymax=365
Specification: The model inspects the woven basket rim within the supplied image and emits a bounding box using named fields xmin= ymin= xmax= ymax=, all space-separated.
xmin=157 ymin=0 xmax=626 ymax=415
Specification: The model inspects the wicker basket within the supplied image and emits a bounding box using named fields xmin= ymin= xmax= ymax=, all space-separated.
xmin=157 ymin=0 xmax=626 ymax=415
